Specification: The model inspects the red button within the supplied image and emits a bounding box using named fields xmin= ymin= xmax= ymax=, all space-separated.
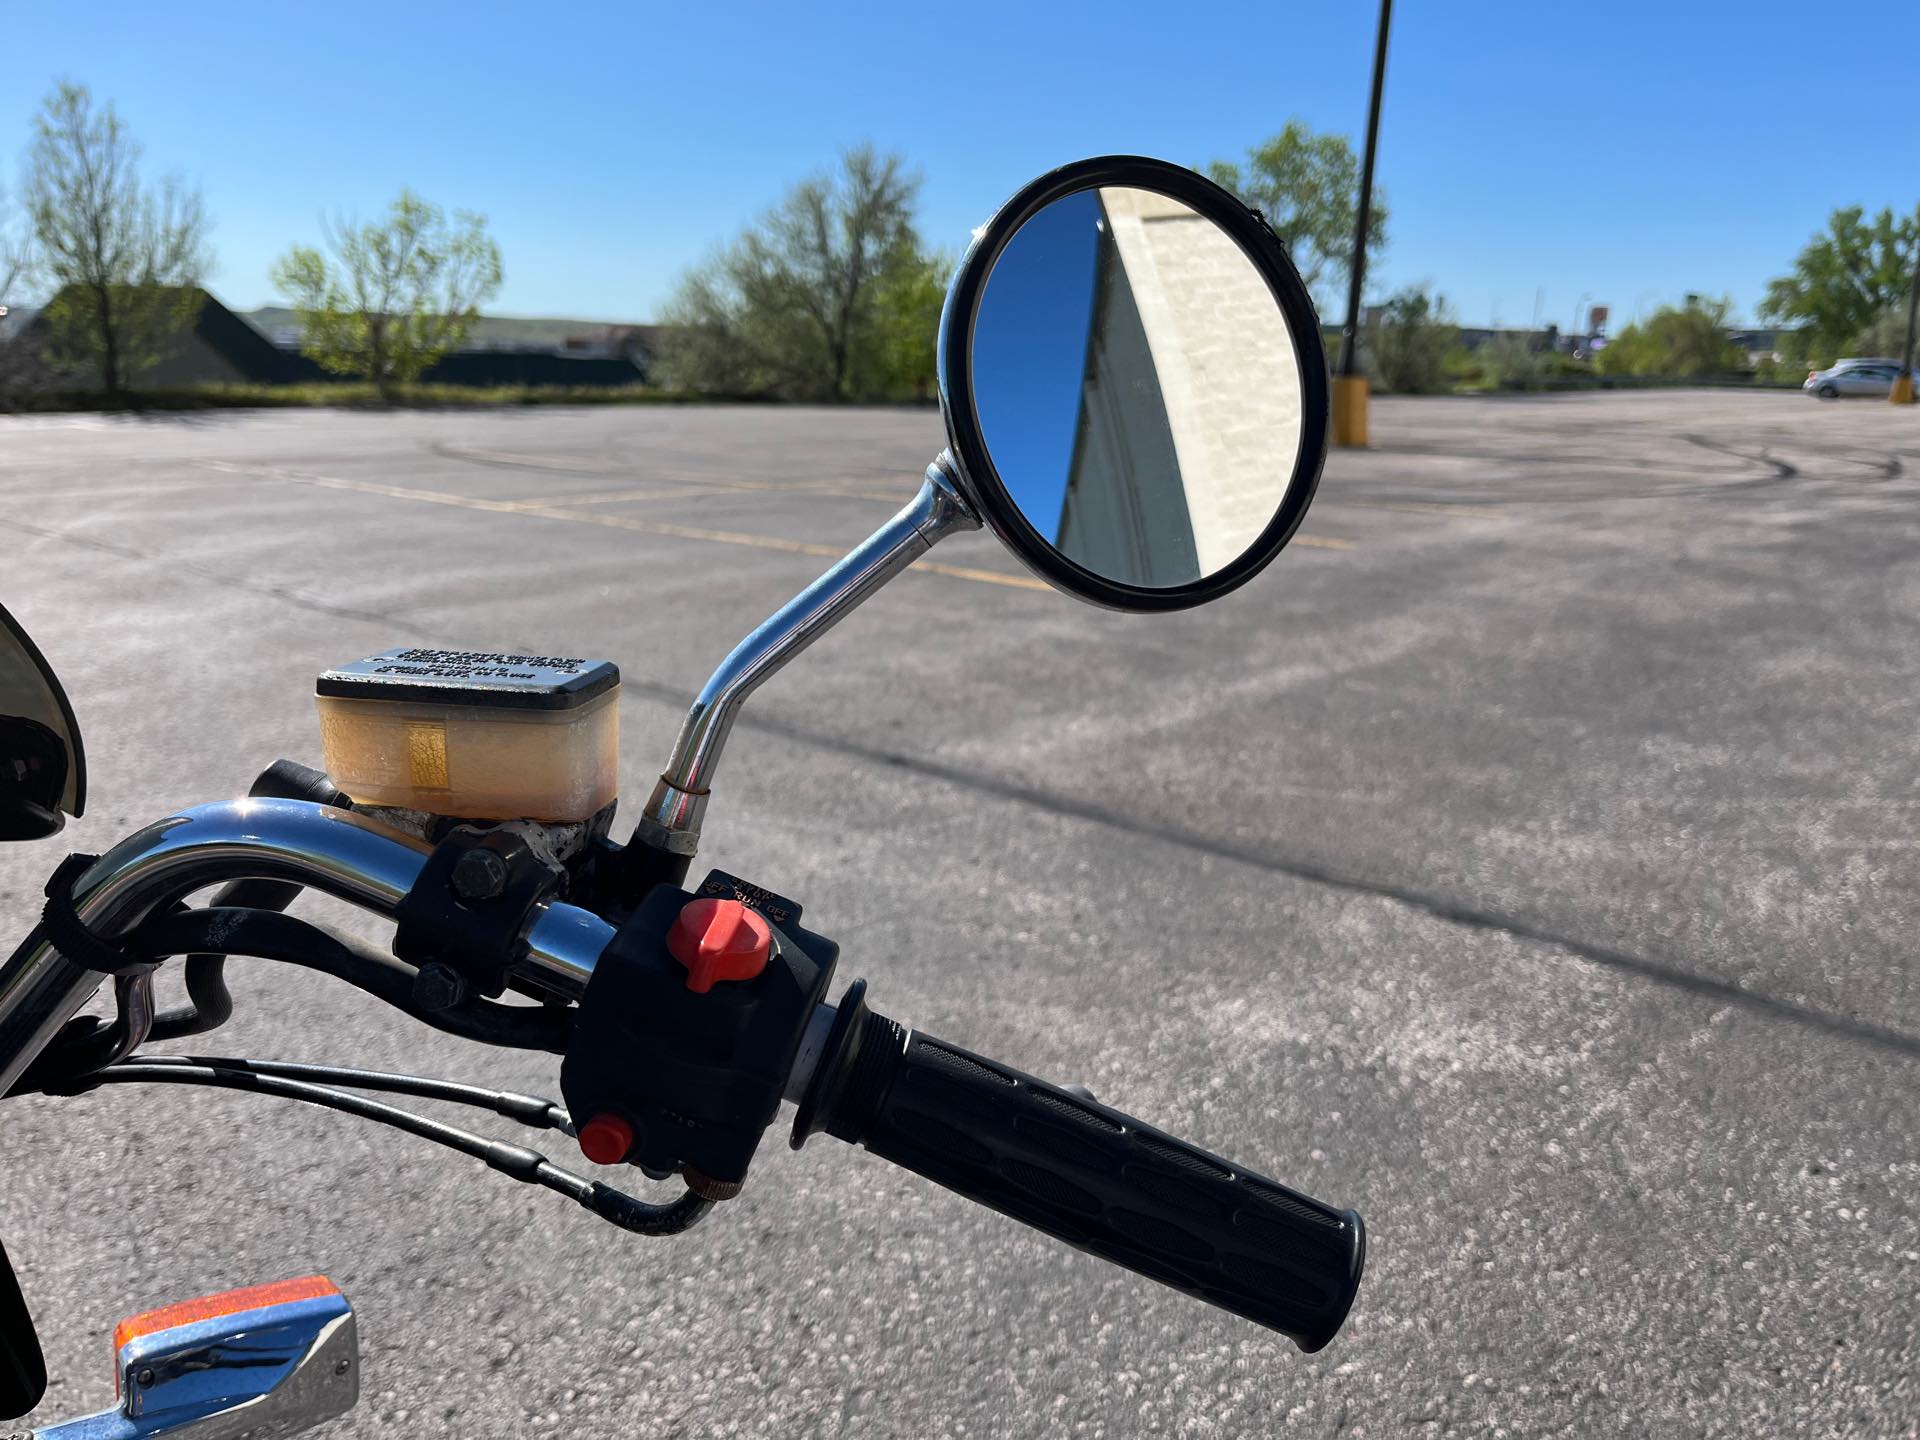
xmin=667 ymin=897 xmax=772 ymax=993
xmin=578 ymin=1112 xmax=633 ymax=1166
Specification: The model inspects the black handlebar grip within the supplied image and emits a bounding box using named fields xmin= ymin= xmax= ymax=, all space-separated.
xmin=809 ymin=1007 xmax=1364 ymax=1351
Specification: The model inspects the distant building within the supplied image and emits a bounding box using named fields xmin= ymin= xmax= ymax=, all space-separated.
xmin=562 ymin=324 xmax=664 ymax=379
xmin=14 ymin=285 xmax=310 ymax=387
xmin=1454 ymin=326 xmax=1603 ymax=357
xmin=1723 ymin=328 xmax=1792 ymax=365
xmin=10 ymin=285 xmax=650 ymax=389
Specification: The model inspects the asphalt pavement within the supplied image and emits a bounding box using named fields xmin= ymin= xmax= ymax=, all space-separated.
xmin=1 ymin=390 xmax=1916 ymax=1437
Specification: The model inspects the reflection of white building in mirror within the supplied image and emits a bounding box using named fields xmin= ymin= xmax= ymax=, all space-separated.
xmin=1056 ymin=215 xmax=1197 ymax=586
xmin=1094 ymin=187 xmax=1303 ymax=575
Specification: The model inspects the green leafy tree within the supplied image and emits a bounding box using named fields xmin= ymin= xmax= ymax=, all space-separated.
xmin=1846 ymin=305 xmax=1915 ymax=360
xmin=24 ymin=82 xmax=210 ymax=400
xmin=1206 ymin=121 xmax=1386 ymax=305
xmin=1365 ymin=284 xmax=1457 ymax=394
xmin=860 ymin=246 xmax=952 ymax=401
xmin=658 ymin=146 xmax=940 ymax=402
xmin=271 ymin=191 xmax=502 ymax=395
xmin=1597 ymin=296 xmax=1744 ymax=378
xmin=1475 ymin=334 xmax=1556 ymax=391
xmin=1760 ymin=204 xmax=1919 ymax=361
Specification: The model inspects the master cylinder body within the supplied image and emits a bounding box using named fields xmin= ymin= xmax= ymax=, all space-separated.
xmin=317 ymin=647 xmax=619 ymax=822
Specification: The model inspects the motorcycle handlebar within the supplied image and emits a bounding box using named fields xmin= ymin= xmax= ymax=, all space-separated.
xmin=807 ymin=1006 xmax=1365 ymax=1351
xmin=5 ymin=798 xmax=1363 ymax=1351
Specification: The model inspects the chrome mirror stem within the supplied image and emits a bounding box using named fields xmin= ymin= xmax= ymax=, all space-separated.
xmin=634 ymin=453 xmax=980 ymax=858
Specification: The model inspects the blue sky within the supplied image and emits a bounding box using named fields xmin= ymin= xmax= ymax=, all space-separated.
xmin=7 ymin=1 xmax=1915 ymax=327
xmin=971 ymin=190 xmax=1103 ymax=538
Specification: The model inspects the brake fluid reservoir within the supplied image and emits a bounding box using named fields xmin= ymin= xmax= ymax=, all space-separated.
xmin=316 ymin=648 xmax=619 ymax=822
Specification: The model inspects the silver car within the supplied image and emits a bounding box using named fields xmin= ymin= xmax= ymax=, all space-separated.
xmin=1805 ymin=357 xmax=1906 ymax=398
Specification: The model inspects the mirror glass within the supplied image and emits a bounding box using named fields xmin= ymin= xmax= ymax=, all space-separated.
xmin=1 ymin=602 xmax=85 ymax=839
xmin=969 ymin=185 xmax=1307 ymax=590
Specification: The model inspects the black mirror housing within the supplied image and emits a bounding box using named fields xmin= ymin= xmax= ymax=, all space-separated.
xmin=0 ymin=602 xmax=86 ymax=841
xmin=937 ymin=155 xmax=1331 ymax=612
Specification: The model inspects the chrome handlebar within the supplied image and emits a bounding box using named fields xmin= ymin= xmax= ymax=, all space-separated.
xmin=0 ymin=798 xmax=618 ymax=1095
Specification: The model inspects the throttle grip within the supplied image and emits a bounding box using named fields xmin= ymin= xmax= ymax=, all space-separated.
xmin=796 ymin=998 xmax=1364 ymax=1351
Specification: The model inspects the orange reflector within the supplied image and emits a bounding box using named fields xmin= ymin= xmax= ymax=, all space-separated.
xmin=114 ymin=1276 xmax=340 ymax=1355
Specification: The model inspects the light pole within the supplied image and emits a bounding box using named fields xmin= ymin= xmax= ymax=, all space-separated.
xmin=1333 ymin=0 xmax=1392 ymax=447
xmin=1894 ymin=249 xmax=1919 ymax=405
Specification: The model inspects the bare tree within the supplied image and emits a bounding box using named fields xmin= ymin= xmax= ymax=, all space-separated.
xmin=660 ymin=146 xmax=941 ymax=401
xmin=24 ymin=82 xmax=211 ymax=400
xmin=0 ymin=185 xmax=36 ymax=401
xmin=0 ymin=187 xmax=29 ymax=308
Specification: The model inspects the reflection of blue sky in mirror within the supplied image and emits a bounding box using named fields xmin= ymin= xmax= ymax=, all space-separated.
xmin=971 ymin=190 xmax=1101 ymax=542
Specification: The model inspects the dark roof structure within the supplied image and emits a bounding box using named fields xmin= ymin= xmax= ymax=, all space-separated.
xmin=16 ymin=285 xmax=310 ymax=385
xmin=14 ymin=286 xmax=646 ymax=389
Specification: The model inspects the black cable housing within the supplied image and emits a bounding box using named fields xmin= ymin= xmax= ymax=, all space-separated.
xmin=123 ymin=1053 xmax=575 ymax=1134
xmin=136 ymin=908 xmax=573 ymax=1053
xmin=8 ymin=905 xmax=573 ymax=1098
xmin=53 ymin=1059 xmax=711 ymax=1237
xmin=148 ymin=879 xmax=294 ymax=1041
xmin=153 ymin=758 xmax=351 ymax=1040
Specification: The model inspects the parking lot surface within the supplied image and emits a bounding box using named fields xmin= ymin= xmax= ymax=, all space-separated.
xmin=2 ymin=390 xmax=1916 ymax=1437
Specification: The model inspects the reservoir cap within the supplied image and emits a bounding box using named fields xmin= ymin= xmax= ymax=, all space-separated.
xmin=317 ymin=648 xmax=619 ymax=712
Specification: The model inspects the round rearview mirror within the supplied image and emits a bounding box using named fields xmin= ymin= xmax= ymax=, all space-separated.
xmin=939 ymin=157 xmax=1329 ymax=610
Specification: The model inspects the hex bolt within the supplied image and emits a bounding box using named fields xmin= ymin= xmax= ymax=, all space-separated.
xmin=413 ymin=962 xmax=469 ymax=1013
xmin=136 ymin=1367 xmax=155 ymax=1389
xmin=450 ymin=849 xmax=509 ymax=902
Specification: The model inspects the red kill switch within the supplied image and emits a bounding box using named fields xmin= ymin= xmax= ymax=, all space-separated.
xmin=667 ymin=898 xmax=772 ymax=994
xmin=578 ymin=1112 xmax=634 ymax=1166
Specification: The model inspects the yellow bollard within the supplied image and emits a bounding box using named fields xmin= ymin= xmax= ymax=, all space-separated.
xmin=1892 ymin=372 xmax=1915 ymax=405
xmin=1332 ymin=375 xmax=1371 ymax=446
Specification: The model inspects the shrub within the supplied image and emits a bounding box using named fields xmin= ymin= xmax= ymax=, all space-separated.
xmin=1365 ymin=284 xmax=1458 ymax=394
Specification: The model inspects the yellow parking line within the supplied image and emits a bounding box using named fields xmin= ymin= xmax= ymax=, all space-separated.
xmin=204 ymin=460 xmax=1350 ymax=581
xmin=209 ymin=461 xmax=1053 ymax=591
xmin=501 ymin=486 xmax=721 ymax=508
xmin=656 ymin=470 xmax=911 ymax=504
xmin=439 ymin=445 xmax=613 ymax=475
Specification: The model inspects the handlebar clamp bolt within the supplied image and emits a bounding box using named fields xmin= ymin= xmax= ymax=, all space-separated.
xmin=412 ymin=962 xmax=468 ymax=1013
xmin=450 ymin=848 xmax=510 ymax=902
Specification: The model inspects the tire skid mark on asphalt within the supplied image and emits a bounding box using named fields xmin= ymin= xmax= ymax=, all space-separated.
xmin=0 ymin=514 xmax=398 ymax=626
xmin=597 ymin=666 xmax=1920 ymax=1063
xmin=0 ymin=474 xmax=269 ymax=503
xmin=435 ymin=444 xmax=611 ymax=474
xmin=1317 ymin=497 xmax=1506 ymax=520
xmin=499 ymin=485 xmax=735 ymax=507
xmin=1678 ymin=434 xmax=1796 ymax=483
xmin=197 ymin=460 xmax=1355 ymax=578
xmin=7 ymin=500 xmax=1906 ymax=1061
xmin=1363 ymin=430 xmax=1911 ymax=497
xmin=500 ymin=477 xmax=906 ymax=508
xmin=437 ymin=443 xmax=908 ymax=504
xmin=198 ymin=459 xmax=1053 ymax=587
